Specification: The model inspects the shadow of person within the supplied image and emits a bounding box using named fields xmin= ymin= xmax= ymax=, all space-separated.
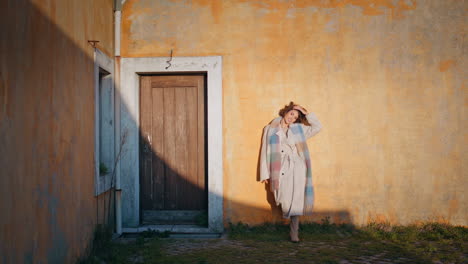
xmin=263 ymin=180 xmax=283 ymax=220
xmin=256 ymin=126 xmax=284 ymax=221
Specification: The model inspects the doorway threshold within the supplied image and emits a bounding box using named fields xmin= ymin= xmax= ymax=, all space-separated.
xmin=122 ymin=224 xmax=219 ymax=234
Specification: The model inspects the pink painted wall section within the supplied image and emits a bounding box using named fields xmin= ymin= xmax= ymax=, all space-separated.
xmin=0 ymin=0 xmax=114 ymax=263
xmin=121 ymin=0 xmax=466 ymax=227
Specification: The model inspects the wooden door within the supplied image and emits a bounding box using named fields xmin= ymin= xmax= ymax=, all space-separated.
xmin=140 ymin=75 xmax=206 ymax=215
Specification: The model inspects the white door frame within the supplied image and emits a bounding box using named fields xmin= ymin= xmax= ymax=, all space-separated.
xmin=119 ymin=56 xmax=223 ymax=233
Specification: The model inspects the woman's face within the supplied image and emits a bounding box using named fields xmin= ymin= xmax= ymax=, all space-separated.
xmin=284 ymin=109 xmax=299 ymax=125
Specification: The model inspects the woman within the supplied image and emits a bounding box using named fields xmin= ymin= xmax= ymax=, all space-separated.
xmin=260 ymin=102 xmax=322 ymax=242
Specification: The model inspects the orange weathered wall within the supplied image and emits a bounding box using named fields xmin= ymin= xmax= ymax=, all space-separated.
xmin=120 ymin=0 xmax=466 ymax=226
xmin=0 ymin=0 xmax=114 ymax=263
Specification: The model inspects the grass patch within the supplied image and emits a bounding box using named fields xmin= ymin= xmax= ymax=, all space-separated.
xmin=228 ymin=216 xmax=357 ymax=241
xmin=79 ymin=220 xmax=467 ymax=264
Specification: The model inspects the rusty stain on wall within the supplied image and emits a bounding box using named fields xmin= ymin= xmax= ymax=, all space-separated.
xmin=439 ymin=59 xmax=456 ymax=72
xmin=0 ymin=0 xmax=114 ymax=262
xmin=121 ymin=0 xmax=467 ymax=227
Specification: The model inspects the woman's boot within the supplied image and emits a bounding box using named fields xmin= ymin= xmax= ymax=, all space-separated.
xmin=290 ymin=216 xmax=300 ymax=242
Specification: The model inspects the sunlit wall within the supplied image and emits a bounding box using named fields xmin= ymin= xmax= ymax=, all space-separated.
xmin=120 ymin=0 xmax=467 ymax=227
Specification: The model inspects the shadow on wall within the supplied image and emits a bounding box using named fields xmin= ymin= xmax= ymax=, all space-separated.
xmin=251 ymin=124 xmax=349 ymax=225
xmin=0 ymin=0 xmax=115 ymax=263
xmin=136 ymin=112 xmax=352 ymax=226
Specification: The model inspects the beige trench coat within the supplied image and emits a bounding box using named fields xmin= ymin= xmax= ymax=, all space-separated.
xmin=259 ymin=112 xmax=322 ymax=218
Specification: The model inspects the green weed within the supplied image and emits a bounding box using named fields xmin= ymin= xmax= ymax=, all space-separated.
xmin=79 ymin=221 xmax=468 ymax=264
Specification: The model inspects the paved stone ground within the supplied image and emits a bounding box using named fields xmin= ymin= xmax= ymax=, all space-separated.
xmin=162 ymin=238 xmax=250 ymax=255
xmin=158 ymin=238 xmax=422 ymax=264
xmin=114 ymin=234 xmax=465 ymax=264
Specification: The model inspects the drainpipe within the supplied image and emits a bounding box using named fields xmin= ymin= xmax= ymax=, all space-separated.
xmin=114 ymin=0 xmax=122 ymax=235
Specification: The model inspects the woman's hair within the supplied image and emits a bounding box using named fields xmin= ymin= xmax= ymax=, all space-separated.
xmin=278 ymin=101 xmax=311 ymax=126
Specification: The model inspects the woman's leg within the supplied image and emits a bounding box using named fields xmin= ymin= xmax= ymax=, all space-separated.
xmin=290 ymin=215 xmax=300 ymax=242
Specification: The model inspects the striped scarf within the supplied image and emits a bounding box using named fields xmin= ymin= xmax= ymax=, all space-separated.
xmin=266 ymin=117 xmax=315 ymax=215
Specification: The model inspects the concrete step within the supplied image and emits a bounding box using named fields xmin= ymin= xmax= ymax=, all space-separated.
xmin=122 ymin=224 xmax=220 ymax=235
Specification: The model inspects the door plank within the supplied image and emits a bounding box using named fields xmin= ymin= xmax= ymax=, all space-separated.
xmin=174 ymin=87 xmax=189 ymax=209
xmin=186 ymin=86 xmax=198 ymax=209
xmin=197 ymin=76 xmax=206 ymax=209
xmin=151 ymin=88 xmax=165 ymax=209
xmin=163 ymin=87 xmax=178 ymax=209
xmin=140 ymin=76 xmax=153 ymax=210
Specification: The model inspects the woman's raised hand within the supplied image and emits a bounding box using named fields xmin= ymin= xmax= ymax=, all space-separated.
xmin=261 ymin=179 xmax=269 ymax=184
xmin=293 ymin=105 xmax=308 ymax=115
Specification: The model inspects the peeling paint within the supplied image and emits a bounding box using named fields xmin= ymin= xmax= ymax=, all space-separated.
xmin=186 ymin=0 xmax=417 ymax=19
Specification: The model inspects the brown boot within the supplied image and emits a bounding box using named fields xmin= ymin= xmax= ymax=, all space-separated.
xmin=290 ymin=216 xmax=300 ymax=242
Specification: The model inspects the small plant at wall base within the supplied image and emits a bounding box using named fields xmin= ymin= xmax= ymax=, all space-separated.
xmin=99 ymin=162 xmax=109 ymax=175
xmin=95 ymin=128 xmax=130 ymax=236
xmin=104 ymin=129 xmax=129 ymax=226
